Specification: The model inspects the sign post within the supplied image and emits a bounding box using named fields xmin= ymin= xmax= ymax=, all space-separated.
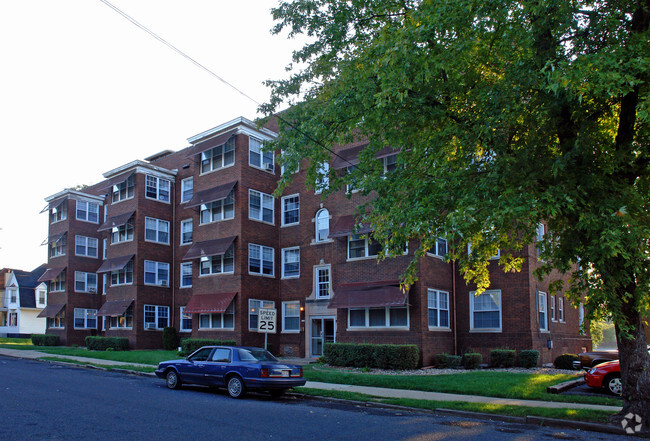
xmin=258 ymin=308 xmax=277 ymax=351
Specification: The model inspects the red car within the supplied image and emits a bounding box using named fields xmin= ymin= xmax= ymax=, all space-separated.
xmin=585 ymin=360 xmax=621 ymax=395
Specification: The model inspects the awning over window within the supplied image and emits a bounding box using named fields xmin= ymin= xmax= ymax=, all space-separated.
xmin=328 ymin=280 xmax=407 ymax=309
xmin=37 ymin=267 xmax=66 ymax=282
xmin=328 ymin=215 xmax=373 ymax=238
xmin=185 ymin=181 xmax=237 ymax=208
xmin=184 ymin=292 xmax=237 ymax=314
xmin=37 ymin=303 xmax=65 ymax=318
xmin=183 ymin=236 xmax=236 ymax=260
xmin=97 ymin=255 xmax=134 ymax=273
xmin=98 ymin=211 xmax=135 ymax=232
xmin=186 ymin=129 xmax=237 ymax=158
xmin=331 ymin=143 xmax=399 ymax=170
xmin=98 ymin=172 xmax=135 ymax=191
xmin=41 ymin=232 xmax=67 ymax=246
xmin=97 ymin=299 xmax=134 ymax=317
xmin=40 ymin=197 xmax=67 ymax=214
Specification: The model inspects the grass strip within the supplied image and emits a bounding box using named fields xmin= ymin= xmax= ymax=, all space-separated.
xmin=39 ymin=356 xmax=156 ymax=374
xmin=296 ymin=388 xmax=616 ymax=424
xmin=17 ymin=347 xmax=178 ymax=365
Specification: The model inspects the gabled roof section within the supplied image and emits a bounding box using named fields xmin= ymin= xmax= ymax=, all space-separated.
xmin=187 ymin=116 xmax=277 ymax=145
xmin=102 ymin=160 xmax=176 ymax=180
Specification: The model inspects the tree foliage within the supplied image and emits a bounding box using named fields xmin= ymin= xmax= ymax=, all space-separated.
xmin=264 ymin=0 xmax=650 ymax=425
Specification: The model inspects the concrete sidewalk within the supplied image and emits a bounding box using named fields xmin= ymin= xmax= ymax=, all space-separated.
xmin=0 ymin=348 xmax=621 ymax=412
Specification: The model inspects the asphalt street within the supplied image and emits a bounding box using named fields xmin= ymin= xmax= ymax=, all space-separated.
xmin=0 ymin=356 xmax=626 ymax=441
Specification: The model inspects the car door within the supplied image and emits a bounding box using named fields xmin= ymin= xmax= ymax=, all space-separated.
xmin=203 ymin=347 xmax=232 ymax=386
xmin=182 ymin=347 xmax=214 ymax=385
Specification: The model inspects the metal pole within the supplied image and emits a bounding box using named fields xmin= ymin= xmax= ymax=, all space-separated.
xmin=264 ymin=331 xmax=268 ymax=351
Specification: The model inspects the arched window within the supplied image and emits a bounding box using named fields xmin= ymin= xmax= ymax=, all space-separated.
xmin=315 ymin=209 xmax=329 ymax=242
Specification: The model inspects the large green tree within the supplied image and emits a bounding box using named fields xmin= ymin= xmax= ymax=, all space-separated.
xmin=263 ymin=0 xmax=650 ymax=426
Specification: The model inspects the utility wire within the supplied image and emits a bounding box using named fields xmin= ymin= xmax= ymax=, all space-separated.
xmin=98 ymin=0 xmax=360 ymax=171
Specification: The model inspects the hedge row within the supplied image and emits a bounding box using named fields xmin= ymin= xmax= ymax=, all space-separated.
xmin=180 ymin=338 xmax=236 ymax=355
xmin=31 ymin=334 xmax=60 ymax=346
xmin=324 ymin=343 xmax=419 ymax=370
xmin=432 ymin=349 xmax=540 ymax=369
xmin=85 ymin=336 xmax=129 ymax=351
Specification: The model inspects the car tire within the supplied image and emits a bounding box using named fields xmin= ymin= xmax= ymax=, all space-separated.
xmin=604 ymin=374 xmax=622 ymax=395
xmin=166 ymin=370 xmax=182 ymax=390
xmin=226 ymin=375 xmax=246 ymax=399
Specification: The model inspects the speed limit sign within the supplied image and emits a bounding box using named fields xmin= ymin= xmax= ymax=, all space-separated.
xmin=258 ymin=308 xmax=277 ymax=334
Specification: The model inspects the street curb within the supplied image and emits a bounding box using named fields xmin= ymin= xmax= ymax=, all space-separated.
xmin=525 ymin=416 xmax=626 ymax=436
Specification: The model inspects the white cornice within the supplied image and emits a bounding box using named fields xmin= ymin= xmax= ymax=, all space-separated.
xmin=187 ymin=116 xmax=277 ymax=144
xmin=44 ymin=189 xmax=105 ymax=203
xmin=103 ymin=160 xmax=176 ymax=179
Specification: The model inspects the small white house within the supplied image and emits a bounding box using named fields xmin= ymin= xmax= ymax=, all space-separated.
xmin=0 ymin=265 xmax=48 ymax=337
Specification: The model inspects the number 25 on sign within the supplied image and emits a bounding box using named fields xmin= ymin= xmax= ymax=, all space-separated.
xmin=258 ymin=308 xmax=277 ymax=334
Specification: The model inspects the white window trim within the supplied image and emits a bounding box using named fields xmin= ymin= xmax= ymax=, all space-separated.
xmin=346 ymin=234 xmax=380 ymax=261
xmin=538 ymin=291 xmax=548 ymax=332
xmin=248 ymin=136 xmax=275 ymax=171
xmin=248 ymin=189 xmax=275 ymax=225
xmin=347 ymin=305 xmax=410 ymax=330
xmin=550 ymin=295 xmax=556 ymax=322
xmin=145 ymin=175 xmax=171 ymax=204
xmin=180 ymin=218 xmax=193 ymax=245
xmin=199 ymin=193 xmax=235 ymax=225
xmin=144 ymin=304 xmax=169 ymax=330
xmin=181 ymin=177 xmax=193 ymax=203
xmin=111 ymin=261 xmax=133 ymax=286
xmin=199 ymin=247 xmax=235 ymax=276
xmin=426 ymin=237 xmax=448 ymax=259
xmin=198 ymin=303 xmax=235 ymax=330
xmin=144 ymin=217 xmax=170 ymax=245
xmin=427 ymin=288 xmax=450 ymax=330
xmin=469 ymin=289 xmax=502 ymax=332
xmin=74 ymin=271 xmax=98 ymax=293
xmin=248 ymin=243 xmax=275 ymax=277
xmin=75 ymin=200 xmax=100 ymax=224
xmin=314 ymin=208 xmax=331 ymax=244
xmin=180 ymin=262 xmax=192 ymax=288
xmin=248 ymin=299 xmax=275 ymax=331
xmin=75 ymin=235 xmax=99 ymax=258
xmin=314 ymin=265 xmax=332 ymax=299
xmin=199 ymin=138 xmax=236 ymax=175
xmin=314 ymin=162 xmax=329 ymax=194
xmin=282 ymin=301 xmax=301 ymax=333
xmin=73 ymin=308 xmax=97 ymax=329
xmin=558 ymin=297 xmax=565 ymax=322
xmin=179 ymin=306 xmax=192 ymax=332
xmin=144 ymin=261 xmax=170 ymax=287
xmin=281 ymin=247 xmax=300 ymax=279
xmin=111 ymin=176 xmax=135 ymax=204
xmin=281 ymin=194 xmax=300 ymax=227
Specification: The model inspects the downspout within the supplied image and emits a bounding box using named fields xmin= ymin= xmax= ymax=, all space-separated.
xmin=171 ymin=176 xmax=176 ymax=328
xmin=452 ymin=259 xmax=458 ymax=356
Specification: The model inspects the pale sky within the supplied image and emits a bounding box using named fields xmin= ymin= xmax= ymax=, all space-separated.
xmin=0 ymin=0 xmax=303 ymax=270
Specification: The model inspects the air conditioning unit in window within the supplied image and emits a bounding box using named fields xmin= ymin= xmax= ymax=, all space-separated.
xmin=88 ymin=288 xmax=97 ymax=293
xmin=264 ymin=163 xmax=274 ymax=172
xmin=145 ymin=323 xmax=157 ymax=329
xmin=159 ymin=280 xmax=168 ymax=287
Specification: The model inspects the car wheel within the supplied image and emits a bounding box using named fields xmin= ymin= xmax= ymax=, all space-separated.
xmin=226 ymin=375 xmax=246 ymax=399
xmin=166 ymin=370 xmax=182 ymax=390
xmin=604 ymin=374 xmax=622 ymax=395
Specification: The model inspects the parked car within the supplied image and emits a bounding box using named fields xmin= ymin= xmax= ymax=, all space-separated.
xmin=155 ymin=346 xmax=306 ymax=398
xmin=573 ymin=349 xmax=618 ymax=370
xmin=585 ymin=360 xmax=621 ymax=395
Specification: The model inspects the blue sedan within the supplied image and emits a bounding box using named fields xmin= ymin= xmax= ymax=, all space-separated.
xmin=155 ymin=346 xmax=306 ymax=398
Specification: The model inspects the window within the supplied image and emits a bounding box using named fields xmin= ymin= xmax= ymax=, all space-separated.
xmin=383 ymin=154 xmax=398 ymax=174
xmin=144 ymin=305 xmax=169 ymax=329
xmin=103 ymin=239 xmax=107 ymax=259
xmin=74 ymin=308 xmax=97 ymax=329
xmin=74 ymin=272 xmax=97 ymax=293
xmin=428 ymin=237 xmax=447 ymax=257
xmin=111 ymin=218 xmax=134 ymax=243
xmin=315 ymin=209 xmax=329 ymax=242
xmin=50 ymin=200 xmax=67 ymax=223
xmin=282 ymin=301 xmax=300 ymax=332
xmin=427 ymin=289 xmax=450 ymax=328
xmin=249 ymin=137 xmax=274 ymax=170
xmin=76 ymin=201 xmax=99 ymax=223
xmin=470 ymin=290 xmax=501 ymax=331
xmin=145 ymin=175 xmax=171 ymax=202
xmin=537 ymin=223 xmax=545 ymax=259
xmin=102 ymin=274 xmax=107 ymax=294
xmin=550 ymin=295 xmax=556 ymax=321
xmin=348 ymin=306 xmax=409 ymax=328
xmin=347 ymin=234 xmax=382 ymax=259
xmin=315 ymin=162 xmax=329 ymax=193
xmin=75 ymin=235 xmax=98 ymax=258
xmin=50 ymin=271 xmax=65 ymax=292
xmin=200 ymin=245 xmax=234 ymax=275
xmin=180 ymin=306 xmax=192 ymax=332
xmin=315 ymin=266 xmax=331 ymax=299
xmin=111 ymin=261 xmax=133 ymax=285
xmin=345 ymin=165 xmax=361 ymax=193
xmin=145 ymin=217 xmax=170 ymax=244
xmin=200 ymin=192 xmax=234 ymax=224
xmin=281 ymin=194 xmax=300 ymax=226
xmin=578 ymin=303 xmax=584 ymax=329
xmin=112 ymin=175 xmax=135 ymax=203
xmin=8 ymin=312 xmax=17 ymax=327
xmin=180 ymin=219 xmax=193 ymax=245
xmin=8 ymin=288 xmax=17 ymax=304
xmin=181 ymin=177 xmax=193 ymax=203
xmin=199 ymin=303 xmax=235 ymax=329
xmin=50 ymin=234 xmax=66 ymax=258
xmin=281 ymin=247 xmax=300 ymax=278
xmin=201 ymin=137 xmax=235 ymax=173
xmin=180 ymin=262 xmax=192 ymax=287
xmin=248 ymin=244 xmax=274 ymax=276
xmin=538 ymin=291 xmax=548 ymax=331
xmin=144 ymin=261 xmax=170 ymax=286
xmin=109 ymin=305 xmax=133 ymax=328
xmin=37 ymin=290 xmax=46 ymax=306
xmin=49 ymin=309 xmax=65 ymax=328
xmin=248 ymin=299 xmax=274 ymax=330
xmin=558 ymin=297 xmax=564 ymax=322
xmin=249 ymin=190 xmax=274 ymax=224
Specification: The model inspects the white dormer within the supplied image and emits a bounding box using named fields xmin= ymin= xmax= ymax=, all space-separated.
xmin=35 ymin=283 xmax=47 ymax=308
xmin=5 ymin=272 xmax=19 ymax=307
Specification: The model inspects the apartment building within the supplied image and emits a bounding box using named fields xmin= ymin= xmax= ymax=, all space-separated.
xmin=39 ymin=116 xmax=590 ymax=364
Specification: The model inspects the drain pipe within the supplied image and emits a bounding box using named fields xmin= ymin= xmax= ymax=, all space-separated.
xmin=452 ymin=259 xmax=458 ymax=356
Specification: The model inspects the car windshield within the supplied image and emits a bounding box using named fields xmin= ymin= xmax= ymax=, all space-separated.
xmin=238 ymin=348 xmax=278 ymax=362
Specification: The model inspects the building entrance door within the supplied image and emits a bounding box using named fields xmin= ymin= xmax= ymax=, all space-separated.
xmin=310 ymin=317 xmax=335 ymax=358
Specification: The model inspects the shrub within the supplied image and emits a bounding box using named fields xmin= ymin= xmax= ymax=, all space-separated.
xmin=462 ymin=352 xmax=483 ymax=369
xmin=490 ymin=349 xmax=517 ymax=367
xmin=432 ymin=353 xmax=461 ymax=369
xmin=554 ymin=353 xmax=578 ymax=370
xmin=180 ymin=338 xmax=236 ymax=356
xmin=85 ymin=336 xmax=129 ymax=351
xmin=324 ymin=343 xmax=419 ymax=370
xmin=517 ymin=350 xmax=540 ymax=368
xmin=31 ymin=334 xmax=60 ymax=346
xmin=162 ymin=327 xmax=178 ymax=351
